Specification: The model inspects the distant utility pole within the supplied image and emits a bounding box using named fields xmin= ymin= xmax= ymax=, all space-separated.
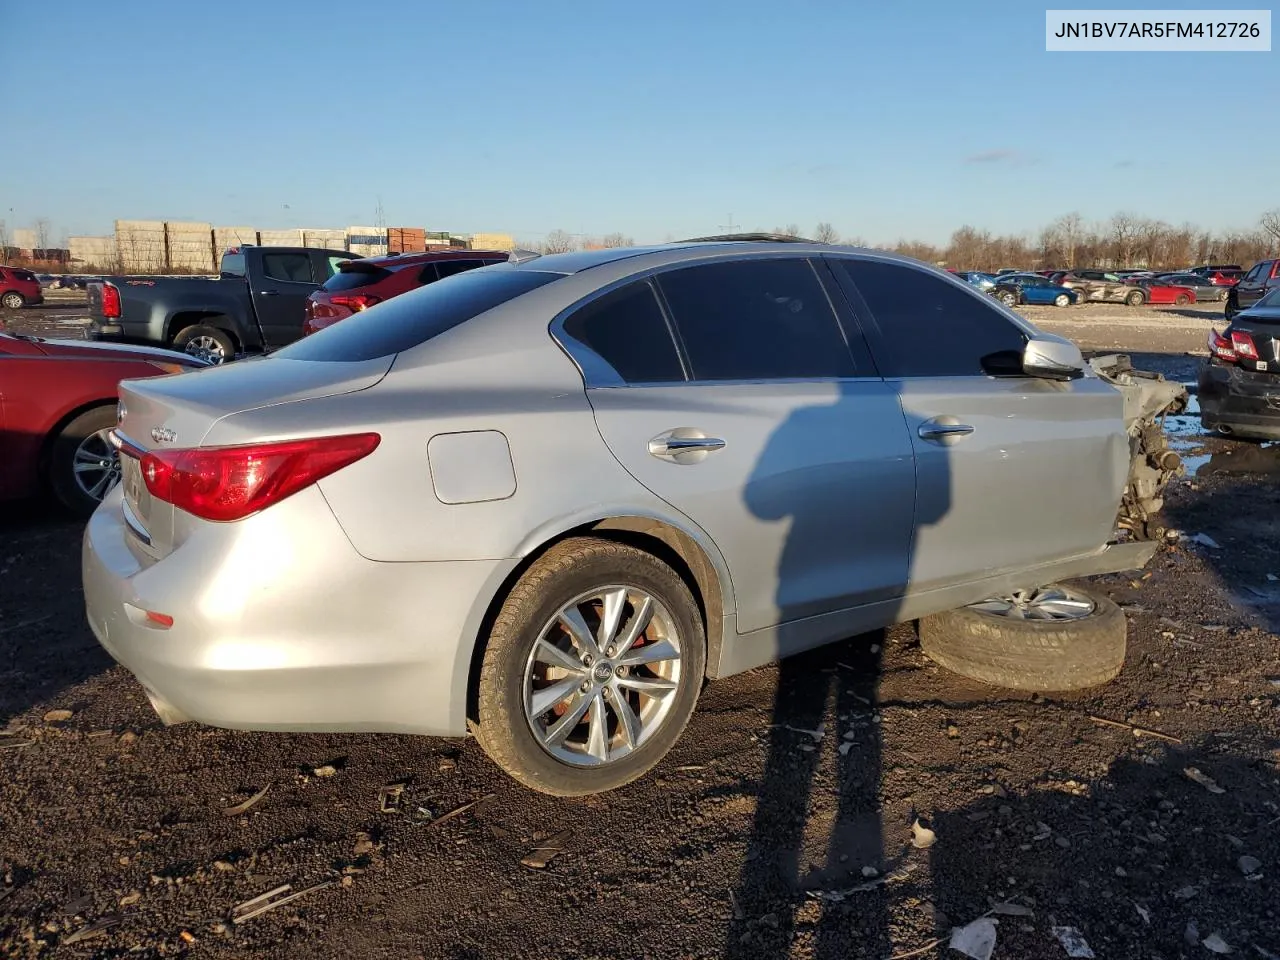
xmin=375 ymin=196 xmax=386 ymax=230
xmin=717 ymin=214 xmax=740 ymax=233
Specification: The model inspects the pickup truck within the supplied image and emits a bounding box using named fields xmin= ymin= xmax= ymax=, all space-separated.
xmin=87 ymin=246 xmax=355 ymax=363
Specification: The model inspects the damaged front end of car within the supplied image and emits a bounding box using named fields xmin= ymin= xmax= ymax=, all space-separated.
xmin=1089 ymin=354 xmax=1189 ymax=542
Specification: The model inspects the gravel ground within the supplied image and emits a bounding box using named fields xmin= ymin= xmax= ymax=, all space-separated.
xmin=2 ymin=299 xmax=1277 ymax=960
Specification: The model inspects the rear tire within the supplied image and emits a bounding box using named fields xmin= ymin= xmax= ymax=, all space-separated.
xmin=1 ymin=291 xmax=26 ymax=309
xmin=49 ymin=405 xmax=120 ymax=519
xmin=172 ymin=324 xmax=236 ymax=364
xmin=1125 ymin=290 xmax=1146 ymax=307
xmin=919 ymin=583 xmax=1125 ymax=692
xmin=474 ymin=537 xmax=706 ymax=796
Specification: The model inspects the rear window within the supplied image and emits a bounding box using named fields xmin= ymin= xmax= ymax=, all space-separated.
xmin=220 ymin=253 xmax=246 ymax=277
xmin=276 ymin=268 xmax=562 ymax=362
xmin=322 ymin=266 xmax=392 ymax=292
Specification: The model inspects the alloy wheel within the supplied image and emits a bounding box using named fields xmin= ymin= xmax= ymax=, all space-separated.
xmin=72 ymin=428 xmax=122 ymax=501
xmin=523 ymin=585 xmax=683 ymax=767
xmin=968 ymin=585 xmax=1096 ymax=621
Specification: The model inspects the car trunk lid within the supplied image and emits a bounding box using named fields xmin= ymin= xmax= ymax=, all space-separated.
xmin=114 ymin=355 xmax=393 ymax=559
xmin=1230 ymin=308 xmax=1280 ymax=371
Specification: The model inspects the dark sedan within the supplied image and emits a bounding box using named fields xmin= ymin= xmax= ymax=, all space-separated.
xmin=1200 ymin=287 xmax=1280 ymax=440
xmin=1157 ymin=273 xmax=1229 ymax=303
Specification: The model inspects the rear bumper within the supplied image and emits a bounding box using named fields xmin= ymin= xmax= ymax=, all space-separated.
xmin=82 ymin=485 xmax=519 ymax=736
xmin=1198 ymin=360 xmax=1280 ymax=439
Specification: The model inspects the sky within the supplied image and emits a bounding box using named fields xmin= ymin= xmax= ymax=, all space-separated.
xmin=3 ymin=0 xmax=1276 ymax=246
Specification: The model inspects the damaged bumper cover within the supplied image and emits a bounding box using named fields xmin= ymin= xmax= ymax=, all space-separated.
xmin=1089 ymin=354 xmax=1189 ymax=541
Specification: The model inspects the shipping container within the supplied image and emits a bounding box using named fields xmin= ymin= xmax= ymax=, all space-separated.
xmin=470 ymin=232 xmax=516 ymax=251
xmin=164 ymin=221 xmax=215 ymax=272
xmin=346 ymin=225 xmax=387 ymax=258
xmin=387 ymin=227 xmax=426 ymax=253
xmin=115 ymin=219 xmax=167 ymax=272
xmin=257 ymin=229 xmax=305 ymax=247
xmin=68 ymin=236 xmax=119 ymax=269
xmin=302 ymin=229 xmax=348 ymax=250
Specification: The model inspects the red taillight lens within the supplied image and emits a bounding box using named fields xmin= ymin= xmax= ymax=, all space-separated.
xmin=1208 ymin=329 xmax=1237 ymax=361
xmin=100 ymin=283 xmax=121 ymax=319
xmin=330 ymin=294 xmax=382 ymax=312
xmin=140 ymin=433 xmax=380 ymax=522
xmin=1230 ymin=330 xmax=1259 ymax=360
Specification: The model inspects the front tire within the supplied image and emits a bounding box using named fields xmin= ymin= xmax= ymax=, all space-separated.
xmin=998 ymin=290 xmax=1018 ymax=308
xmin=1125 ymin=290 xmax=1146 ymax=307
xmin=1174 ymin=293 xmax=1190 ymax=306
xmin=919 ymin=583 xmax=1125 ymax=692
xmin=49 ymin=406 xmax=121 ymax=519
xmin=1 ymin=291 xmax=26 ymax=309
xmin=1054 ymin=293 xmax=1071 ymax=307
xmin=172 ymin=324 xmax=236 ymax=364
xmin=474 ymin=538 xmax=706 ymax=796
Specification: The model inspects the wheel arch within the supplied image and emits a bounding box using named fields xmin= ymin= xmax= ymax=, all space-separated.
xmin=37 ymin=398 xmax=117 ymax=483
xmin=165 ymin=311 xmax=241 ymax=349
xmin=462 ymin=513 xmax=733 ymax=726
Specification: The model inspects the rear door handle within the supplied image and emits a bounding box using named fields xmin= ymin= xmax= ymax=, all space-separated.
xmin=918 ymin=417 xmax=975 ymax=444
xmin=258 ymin=290 xmax=280 ymax=296
xmin=648 ymin=429 xmax=726 ymax=463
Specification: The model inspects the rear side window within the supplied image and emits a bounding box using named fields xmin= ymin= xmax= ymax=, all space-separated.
xmin=436 ymin=259 xmax=488 ymax=280
xmin=322 ymin=266 xmax=392 ymax=292
xmin=561 ymin=281 xmax=684 ymax=383
xmin=220 ymin=253 xmax=246 ymax=277
xmin=12 ymin=270 xmax=36 ymax=282
xmin=834 ymin=258 xmax=1027 ymax=378
xmin=657 ymin=258 xmax=858 ymax=381
xmin=276 ymin=268 xmax=562 ymax=362
xmin=263 ymin=253 xmax=314 ymax=284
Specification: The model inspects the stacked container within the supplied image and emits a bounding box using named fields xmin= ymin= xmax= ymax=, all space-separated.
xmin=347 ymin=226 xmax=388 ymax=258
xmin=164 ymin=221 xmax=215 ymax=273
xmin=387 ymin=227 xmax=426 ymax=253
xmin=115 ymin=220 xmax=167 ymax=273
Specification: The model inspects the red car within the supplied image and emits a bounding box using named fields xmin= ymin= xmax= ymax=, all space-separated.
xmin=0 ymin=266 xmax=44 ymax=309
xmin=1123 ymin=278 xmax=1198 ymax=306
xmin=0 ymin=332 xmax=207 ymax=516
xmin=303 ymin=249 xmax=509 ymax=335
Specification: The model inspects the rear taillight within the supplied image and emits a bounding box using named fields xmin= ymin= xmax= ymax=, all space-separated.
xmin=330 ymin=294 xmax=382 ymax=312
xmin=100 ymin=283 xmax=121 ymax=318
xmin=1230 ymin=330 xmax=1259 ymax=361
xmin=1208 ymin=329 xmax=1237 ymax=361
xmin=139 ymin=433 xmax=380 ymax=522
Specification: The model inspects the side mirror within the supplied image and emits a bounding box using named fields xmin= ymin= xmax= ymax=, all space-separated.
xmin=1023 ymin=337 xmax=1084 ymax=381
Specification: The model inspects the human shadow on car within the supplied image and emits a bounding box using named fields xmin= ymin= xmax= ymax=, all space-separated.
xmin=724 ymin=382 xmax=952 ymax=959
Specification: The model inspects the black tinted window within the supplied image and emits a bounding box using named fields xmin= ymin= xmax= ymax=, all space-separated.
xmin=561 ymin=281 xmax=683 ymax=383
xmin=657 ymin=258 xmax=857 ymax=380
xmin=322 ymin=266 xmax=391 ymax=292
xmin=263 ymin=253 xmax=314 ymax=284
xmin=416 ymin=264 xmax=440 ymax=285
xmin=436 ymin=259 xmax=487 ymax=280
xmin=220 ymin=253 xmax=246 ymax=277
xmin=835 ymin=258 xmax=1027 ymax=377
xmin=276 ymin=268 xmax=561 ymax=362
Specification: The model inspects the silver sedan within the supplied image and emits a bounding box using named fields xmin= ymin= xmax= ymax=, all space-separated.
xmin=84 ymin=241 xmax=1183 ymax=795
xmin=1157 ymin=273 xmax=1230 ymax=302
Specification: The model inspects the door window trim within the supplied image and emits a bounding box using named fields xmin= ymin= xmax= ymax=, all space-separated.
xmin=823 ymin=252 xmax=1034 ymax=382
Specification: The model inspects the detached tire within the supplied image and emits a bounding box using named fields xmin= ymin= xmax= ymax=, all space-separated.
xmin=474 ymin=537 xmax=706 ymax=796
xmin=919 ymin=583 xmax=1125 ymax=692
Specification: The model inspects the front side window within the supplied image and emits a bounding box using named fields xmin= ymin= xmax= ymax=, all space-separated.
xmin=834 ymin=258 xmax=1027 ymax=378
xmin=262 ymin=253 xmax=314 ymax=284
xmin=656 ymin=258 xmax=858 ymax=381
xmin=561 ymin=281 xmax=684 ymax=383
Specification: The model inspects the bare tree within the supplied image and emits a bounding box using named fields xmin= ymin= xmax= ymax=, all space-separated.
xmin=783 ymin=223 xmax=800 ymax=238
xmin=1262 ymin=210 xmax=1280 ymax=252
xmin=813 ymin=222 xmax=838 ymax=244
xmin=601 ymin=232 xmax=633 ymax=248
xmin=541 ymin=229 xmax=576 ymax=254
xmin=1051 ymin=212 xmax=1084 ymax=269
xmin=34 ymin=218 xmax=51 ymax=250
xmin=0 ymin=219 xmax=8 ymax=252
xmin=1109 ymin=213 xmax=1139 ymax=267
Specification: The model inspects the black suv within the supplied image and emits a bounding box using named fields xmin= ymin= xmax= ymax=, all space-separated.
xmin=1226 ymin=259 xmax=1280 ymax=320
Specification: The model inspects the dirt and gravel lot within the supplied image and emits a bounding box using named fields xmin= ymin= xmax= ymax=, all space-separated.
xmin=2 ymin=299 xmax=1277 ymax=959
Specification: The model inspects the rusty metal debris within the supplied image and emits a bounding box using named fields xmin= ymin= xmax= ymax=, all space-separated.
xmin=427 ymin=793 xmax=495 ymax=830
xmin=520 ymin=829 xmax=572 ymax=869
xmin=231 ymin=880 xmax=334 ymax=924
xmin=1087 ymin=714 xmax=1182 ymax=743
xmin=378 ymin=783 xmax=406 ymax=813
xmin=221 ymin=784 xmax=271 ymax=817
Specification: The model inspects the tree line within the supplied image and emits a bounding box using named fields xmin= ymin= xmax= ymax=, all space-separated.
xmin=532 ymin=211 xmax=1280 ymax=271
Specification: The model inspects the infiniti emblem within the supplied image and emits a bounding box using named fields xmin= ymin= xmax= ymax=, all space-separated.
xmin=151 ymin=426 xmax=177 ymax=444
xmin=592 ymin=663 xmax=613 ymax=684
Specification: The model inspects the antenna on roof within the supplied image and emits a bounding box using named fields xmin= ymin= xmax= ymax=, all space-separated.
xmin=508 ymin=248 xmax=542 ymax=263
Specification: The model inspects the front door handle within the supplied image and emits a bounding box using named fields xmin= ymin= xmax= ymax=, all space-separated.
xmin=918 ymin=417 xmax=975 ymax=444
xmin=258 ymin=290 xmax=280 ymax=296
xmin=648 ymin=429 xmax=726 ymax=463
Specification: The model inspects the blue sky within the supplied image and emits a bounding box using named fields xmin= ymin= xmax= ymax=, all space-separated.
xmin=4 ymin=0 xmax=1275 ymax=245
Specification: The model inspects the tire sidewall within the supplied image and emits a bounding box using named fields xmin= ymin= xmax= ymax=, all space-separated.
xmin=1126 ymin=291 xmax=1145 ymax=306
xmin=49 ymin=405 xmax=119 ymax=518
xmin=1054 ymin=294 xmax=1070 ymax=307
xmin=1 ymin=292 xmax=25 ymax=308
xmin=477 ymin=542 xmax=706 ymax=795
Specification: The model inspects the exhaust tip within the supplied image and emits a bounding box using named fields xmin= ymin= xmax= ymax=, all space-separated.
xmin=1216 ymin=425 xmax=1233 ymax=436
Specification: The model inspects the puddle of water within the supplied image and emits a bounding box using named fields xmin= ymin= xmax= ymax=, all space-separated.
xmin=1194 ymin=445 xmax=1280 ymax=478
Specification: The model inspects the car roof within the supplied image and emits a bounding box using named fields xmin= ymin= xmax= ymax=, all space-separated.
xmin=500 ymin=240 xmax=941 ymax=277
xmin=353 ymin=249 xmax=510 ymax=269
